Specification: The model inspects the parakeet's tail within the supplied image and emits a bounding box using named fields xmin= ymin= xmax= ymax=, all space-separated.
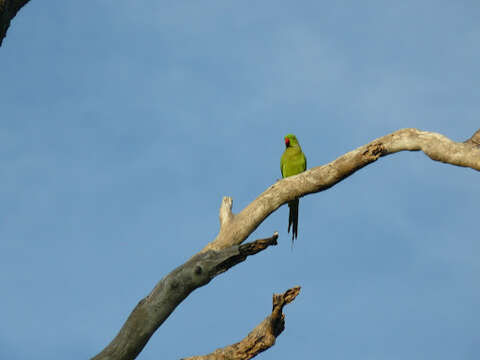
xmin=288 ymin=199 xmax=299 ymax=243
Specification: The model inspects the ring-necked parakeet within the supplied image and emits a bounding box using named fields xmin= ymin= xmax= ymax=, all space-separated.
xmin=280 ymin=134 xmax=307 ymax=243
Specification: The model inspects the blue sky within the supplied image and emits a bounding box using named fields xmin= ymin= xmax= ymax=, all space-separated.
xmin=1 ymin=1 xmax=479 ymax=359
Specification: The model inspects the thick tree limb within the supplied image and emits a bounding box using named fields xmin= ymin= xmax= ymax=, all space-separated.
xmin=0 ymin=0 xmax=30 ymax=46
xmin=203 ymin=128 xmax=480 ymax=252
xmin=91 ymin=233 xmax=278 ymax=360
xmin=183 ymin=286 xmax=301 ymax=360
xmin=93 ymin=128 xmax=479 ymax=359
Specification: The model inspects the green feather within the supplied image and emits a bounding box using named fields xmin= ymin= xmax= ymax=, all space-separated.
xmin=280 ymin=134 xmax=307 ymax=244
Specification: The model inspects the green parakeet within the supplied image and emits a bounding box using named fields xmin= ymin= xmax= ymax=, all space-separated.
xmin=280 ymin=134 xmax=307 ymax=243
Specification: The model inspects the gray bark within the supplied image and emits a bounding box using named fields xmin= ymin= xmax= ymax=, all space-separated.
xmin=3 ymin=5 xmax=477 ymax=358
xmin=91 ymin=234 xmax=278 ymax=360
xmin=92 ymin=127 xmax=480 ymax=360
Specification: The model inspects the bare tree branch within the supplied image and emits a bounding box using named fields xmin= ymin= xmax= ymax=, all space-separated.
xmin=92 ymin=128 xmax=479 ymax=360
xmin=0 ymin=0 xmax=30 ymax=46
xmin=202 ymin=128 xmax=480 ymax=252
xmin=91 ymin=233 xmax=279 ymax=360
xmin=183 ymin=286 xmax=301 ymax=360
xmin=464 ymin=129 xmax=480 ymax=146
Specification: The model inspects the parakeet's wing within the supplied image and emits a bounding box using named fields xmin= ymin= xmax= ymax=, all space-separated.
xmin=281 ymin=145 xmax=307 ymax=243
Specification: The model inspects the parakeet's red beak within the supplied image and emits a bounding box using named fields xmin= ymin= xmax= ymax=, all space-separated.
xmin=285 ymin=137 xmax=290 ymax=147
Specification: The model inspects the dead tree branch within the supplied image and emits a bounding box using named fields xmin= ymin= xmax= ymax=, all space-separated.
xmin=91 ymin=233 xmax=278 ymax=360
xmin=183 ymin=286 xmax=301 ymax=360
xmin=203 ymin=128 xmax=480 ymax=252
xmin=0 ymin=0 xmax=30 ymax=46
xmin=93 ymin=128 xmax=479 ymax=359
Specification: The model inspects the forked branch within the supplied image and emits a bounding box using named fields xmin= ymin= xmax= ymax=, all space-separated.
xmin=91 ymin=234 xmax=278 ymax=360
xmin=183 ymin=286 xmax=301 ymax=360
xmin=93 ymin=128 xmax=479 ymax=359
xmin=203 ymin=128 xmax=480 ymax=252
